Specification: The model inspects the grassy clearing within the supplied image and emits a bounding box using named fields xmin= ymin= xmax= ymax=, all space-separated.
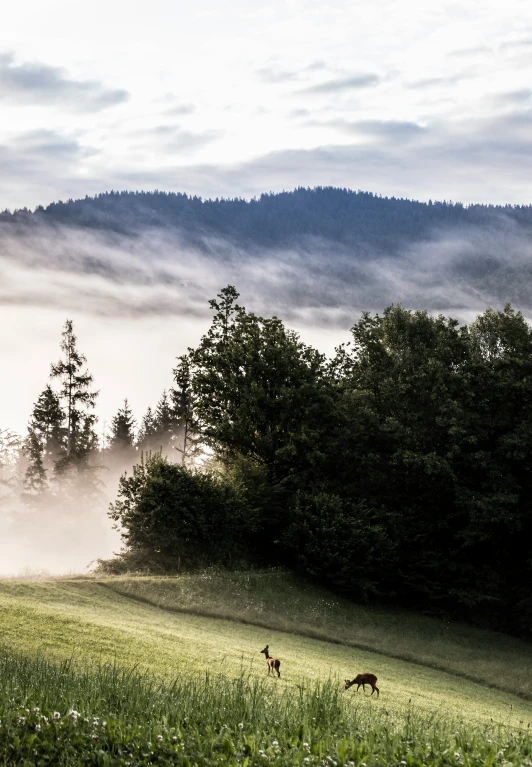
xmin=1 ymin=650 xmax=531 ymax=766
xmin=0 ymin=574 xmax=531 ymax=732
xmin=100 ymin=570 xmax=532 ymax=700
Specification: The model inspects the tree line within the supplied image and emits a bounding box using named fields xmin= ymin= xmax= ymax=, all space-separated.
xmin=0 ymin=321 xmax=192 ymax=518
xmin=107 ymin=287 xmax=532 ymax=637
xmin=2 ymin=289 xmax=531 ymax=636
xmin=4 ymin=186 xmax=532 ymax=253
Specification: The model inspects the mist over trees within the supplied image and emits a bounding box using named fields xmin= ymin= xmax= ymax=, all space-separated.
xmin=2 ymin=288 xmax=531 ymax=637
xmin=4 ymin=187 xmax=532 ymax=253
xmin=106 ymin=288 xmax=532 ymax=637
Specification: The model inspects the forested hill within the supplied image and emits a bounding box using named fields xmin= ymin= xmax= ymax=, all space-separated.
xmin=4 ymin=187 xmax=532 ymax=253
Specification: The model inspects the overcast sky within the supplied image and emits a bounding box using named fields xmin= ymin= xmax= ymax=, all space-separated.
xmin=1 ymin=0 xmax=532 ymax=210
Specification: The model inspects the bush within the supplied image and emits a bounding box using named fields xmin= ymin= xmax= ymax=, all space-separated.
xmin=108 ymin=454 xmax=255 ymax=571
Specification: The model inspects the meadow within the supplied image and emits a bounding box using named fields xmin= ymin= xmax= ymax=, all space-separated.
xmin=0 ymin=571 xmax=531 ymax=765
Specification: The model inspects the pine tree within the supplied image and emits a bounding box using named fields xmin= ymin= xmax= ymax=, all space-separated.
xmin=50 ymin=320 xmax=98 ymax=471
xmin=109 ymin=399 xmax=136 ymax=452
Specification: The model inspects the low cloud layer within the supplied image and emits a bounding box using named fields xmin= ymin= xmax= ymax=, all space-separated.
xmin=0 ymin=52 xmax=129 ymax=111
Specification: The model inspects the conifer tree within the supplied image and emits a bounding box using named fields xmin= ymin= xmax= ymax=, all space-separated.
xmin=109 ymin=399 xmax=136 ymax=452
xmin=136 ymin=406 xmax=158 ymax=450
xmin=22 ymin=429 xmax=48 ymax=502
xmin=153 ymin=390 xmax=177 ymax=450
xmin=50 ymin=320 xmax=98 ymax=471
xmin=171 ymin=355 xmax=200 ymax=465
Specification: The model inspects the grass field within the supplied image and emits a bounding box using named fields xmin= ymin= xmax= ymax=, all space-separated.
xmin=0 ymin=571 xmax=531 ymax=765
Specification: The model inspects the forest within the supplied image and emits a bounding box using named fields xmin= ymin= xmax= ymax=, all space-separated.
xmin=4 ymin=186 xmax=532 ymax=253
xmin=1 ymin=287 xmax=531 ymax=637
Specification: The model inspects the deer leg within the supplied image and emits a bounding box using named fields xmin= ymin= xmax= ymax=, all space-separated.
xmin=356 ymin=684 xmax=361 ymax=693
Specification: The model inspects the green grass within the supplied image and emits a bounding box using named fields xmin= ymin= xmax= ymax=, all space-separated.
xmin=98 ymin=569 xmax=532 ymax=701
xmin=1 ymin=653 xmax=531 ymax=766
xmin=0 ymin=571 xmax=531 ymax=764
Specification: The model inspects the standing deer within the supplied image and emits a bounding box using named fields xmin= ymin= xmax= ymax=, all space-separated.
xmin=345 ymin=673 xmax=379 ymax=697
xmin=260 ymin=645 xmax=281 ymax=677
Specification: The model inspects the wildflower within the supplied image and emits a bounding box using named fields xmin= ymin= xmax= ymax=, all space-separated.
xmin=33 ymin=707 xmax=40 ymax=714
xmin=53 ymin=712 xmax=61 ymax=720
xmin=172 ymin=736 xmax=178 ymax=742
xmin=303 ymin=742 xmax=310 ymax=751
xmin=35 ymin=724 xmax=41 ymax=731
xmin=157 ymin=735 xmax=163 ymax=741
xmin=272 ymin=740 xmax=279 ymax=747
xmin=238 ymin=722 xmax=244 ymax=730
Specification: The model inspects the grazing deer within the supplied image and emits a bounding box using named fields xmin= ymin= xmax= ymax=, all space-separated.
xmin=260 ymin=645 xmax=281 ymax=678
xmin=345 ymin=673 xmax=379 ymax=697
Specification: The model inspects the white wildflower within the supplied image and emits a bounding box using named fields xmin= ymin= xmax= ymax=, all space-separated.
xmin=238 ymin=722 xmax=244 ymax=730
xmin=53 ymin=712 xmax=61 ymax=720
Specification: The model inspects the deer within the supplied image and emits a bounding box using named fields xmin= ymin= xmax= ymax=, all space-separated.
xmin=344 ymin=673 xmax=379 ymax=697
xmin=260 ymin=645 xmax=281 ymax=678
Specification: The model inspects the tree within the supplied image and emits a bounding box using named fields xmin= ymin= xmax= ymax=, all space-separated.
xmin=109 ymin=399 xmax=136 ymax=452
xmin=108 ymin=453 xmax=253 ymax=571
xmin=171 ymin=355 xmax=200 ymax=465
xmin=22 ymin=385 xmax=65 ymax=501
xmin=153 ymin=390 xmax=178 ymax=451
xmin=189 ymin=286 xmax=328 ymax=485
xmin=0 ymin=429 xmax=21 ymax=505
xmin=136 ymin=407 xmax=158 ymax=450
xmin=50 ymin=320 xmax=98 ymax=471
xmin=22 ymin=429 xmax=48 ymax=502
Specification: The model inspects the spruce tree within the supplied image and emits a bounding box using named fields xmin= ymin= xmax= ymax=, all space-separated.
xmin=50 ymin=320 xmax=98 ymax=471
xmin=109 ymin=399 xmax=136 ymax=452
xmin=171 ymin=355 xmax=200 ymax=465
xmin=136 ymin=406 xmax=158 ymax=450
xmin=153 ymin=390 xmax=177 ymax=450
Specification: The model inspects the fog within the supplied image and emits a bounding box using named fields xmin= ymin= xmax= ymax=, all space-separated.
xmin=1 ymin=216 xmax=531 ymax=574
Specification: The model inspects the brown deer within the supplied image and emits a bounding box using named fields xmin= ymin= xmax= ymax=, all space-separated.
xmin=260 ymin=645 xmax=281 ymax=677
xmin=345 ymin=673 xmax=379 ymax=697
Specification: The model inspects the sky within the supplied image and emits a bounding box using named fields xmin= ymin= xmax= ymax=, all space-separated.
xmin=2 ymin=0 xmax=532 ymax=570
xmin=2 ymin=0 xmax=532 ymax=434
xmin=1 ymin=0 xmax=532 ymax=211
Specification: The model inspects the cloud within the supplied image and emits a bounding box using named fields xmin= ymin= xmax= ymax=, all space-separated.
xmin=164 ymin=103 xmax=196 ymax=116
xmin=449 ymin=45 xmax=492 ymax=58
xmin=0 ymin=130 xmax=97 ymax=179
xmin=306 ymin=118 xmax=426 ymax=142
xmin=141 ymin=124 xmax=224 ymax=152
xmin=256 ymin=61 xmax=325 ymax=84
xmin=297 ymin=73 xmax=381 ymax=94
xmin=407 ymin=74 xmax=467 ymax=89
xmin=499 ymin=38 xmax=532 ymax=52
xmin=0 ymin=52 xmax=129 ymax=111
xmin=491 ymin=89 xmax=532 ymax=106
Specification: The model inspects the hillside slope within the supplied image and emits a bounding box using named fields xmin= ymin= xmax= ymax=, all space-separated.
xmin=0 ymin=573 xmax=530 ymax=727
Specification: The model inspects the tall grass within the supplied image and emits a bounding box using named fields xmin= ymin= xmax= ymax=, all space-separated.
xmin=1 ymin=648 xmax=531 ymax=766
xmin=100 ymin=569 xmax=532 ymax=700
